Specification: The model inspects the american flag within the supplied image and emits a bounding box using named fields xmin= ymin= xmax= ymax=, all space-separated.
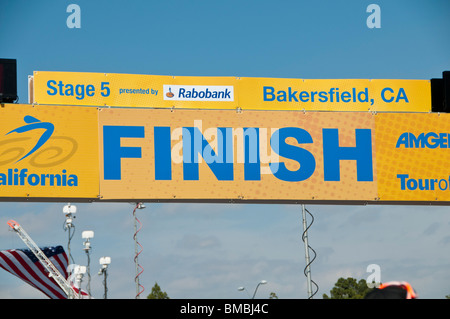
xmin=0 ymin=245 xmax=88 ymax=299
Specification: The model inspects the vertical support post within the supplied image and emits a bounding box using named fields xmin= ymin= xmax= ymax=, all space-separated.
xmin=133 ymin=202 xmax=145 ymax=299
xmin=302 ymin=204 xmax=313 ymax=299
xmin=133 ymin=207 xmax=140 ymax=298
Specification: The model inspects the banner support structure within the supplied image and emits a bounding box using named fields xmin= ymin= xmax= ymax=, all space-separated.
xmin=302 ymin=204 xmax=313 ymax=298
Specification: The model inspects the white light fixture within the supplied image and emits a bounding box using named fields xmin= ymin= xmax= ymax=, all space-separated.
xmin=82 ymin=231 xmax=94 ymax=298
xmin=63 ymin=203 xmax=76 ymax=228
xmin=238 ymin=280 xmax=268 ymax=299
xmin=82 ymin=231 xmax=94 ymax=250
xmin=99 ymin=256 xmax=111 ymax=267
xmin=99 ymin=257 xmax=111 ymax=299
xmin=82 ymin=230 xmax=94 ymax=239
xmin=73 ymin=265 xmax=86 ymax=275
xmin=63 ymin=203 xmax=77 ymax=214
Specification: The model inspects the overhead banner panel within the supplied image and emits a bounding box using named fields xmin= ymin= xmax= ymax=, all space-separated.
xmin=32 ymin=71 xmax=237 ymax=110
xmin=375 ymin=113 xmax=450 ymax=202
xmin=0 ymin=104 xmax=449 ymax=204
xmin=98 ymin=109 xmax=450 ymax=204
xmin=98 ymin=108 xmax=379 ymax=202
xmin=0 ymin=104 xmax=99 ymax=199
xmin=239 ymin=77 xmax=431 ymax=112
xmin=32 ymin=71 xmax=431 ymax=112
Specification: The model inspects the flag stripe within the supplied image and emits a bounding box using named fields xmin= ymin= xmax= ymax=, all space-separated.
xmin=0 ymin=252 xmax=42 ymax=292
xmin=0 ymin=246 xmax=71 ymax=299
xmin=0 ymin=250 xmax=63 ymax=299
xmin=50 ymin=253 xmax=68 ymax=279
xmin=9 ymin=250 xmax=66 ymax=299
xmin=12 ymin=252 xmax=61 ymax=299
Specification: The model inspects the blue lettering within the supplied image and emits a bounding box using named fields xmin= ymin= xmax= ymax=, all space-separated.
xmin=396 ymin=88 xmax=409 ymax=102
xmin=396 ymin=132 xmax=408 ymax=148
xmin=182 ymin=127 xmax=233 ymax=181
xmin=64 ymin=84 xmax=73 ymax=97
xmin=269 ymin=127 xmax=316 ymax=182
xmin=396 ymin=132 xmax=450 ymax=148
xmin=358 ymin=88 xmax=369 ymax=103
xmin=318 ymin=91 xmax=327 ymax=102
xmin=381 ymin=87 xmax=395 ymax=102
xmin=47 ymin=80 xmax=57 ymax=95
xmin=154 ymin=127 xmax=172 ymax=180
xmin=381 ymin=88 xmax=408 ymax=103
xmin=103 ymin=126 xmax=145 ymax=180
xmin=425 ymin=132 xmax=439 ymax=149
xmin=263 ymin=86 xmax=275 ymax=101
xmin=244 ymin=128 xmax=260 ymax=181
xmin=86 ymin=84 xmax=95 ymax=97
xmin=299 ymin=91 xmax=309 ymax=102
xmin=323 ymin=128 xmax=373 ymax=181
xmin=288 ymin=87 xmax=298 ymax=102
xmin=75 ymin=84 xmax=85 ymax=100
xmin=277 ymin=90 xmax=287 ymax=102
xmin=410 ymin=133 xmax=423 ymax=148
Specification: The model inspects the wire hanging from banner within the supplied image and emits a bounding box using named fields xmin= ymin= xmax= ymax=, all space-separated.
xmin=301 ymin=204 xmax=318 ymax=299
xmin=132 ymin=202 xmax=145 ymax=299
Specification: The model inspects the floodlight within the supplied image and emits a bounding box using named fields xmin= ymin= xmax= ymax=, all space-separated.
xmin=63 ymin=203 xmax=76 ymax=230
xmin=99 ymin=256 xmax=111 ymax=266
xmin=82 ymin=230 xmax=94 ymax=239
xmin=63 ymin=203 xmax=77 ymax=214
xmin=74 ymin=265 xmax=87 ymax=274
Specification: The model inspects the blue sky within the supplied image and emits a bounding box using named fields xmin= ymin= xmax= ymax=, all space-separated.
xmin=0 ymin=0 xmax=450 ymax=299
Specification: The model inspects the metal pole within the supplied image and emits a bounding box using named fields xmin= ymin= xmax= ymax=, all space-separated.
xmin=86 ymin=250 xmax=91 ymax=297
xmin=302 ymin=204 xmax=313 ymax=298
xmin=133 ymin=202 xmax=145 ymax=299
xmin=103 ymin=269 xmax=108 ymax=299
xmin=133 ymin=208 xmax=139 ymax=298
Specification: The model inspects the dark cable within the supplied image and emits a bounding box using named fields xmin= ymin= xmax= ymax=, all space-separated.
xmin=302 ymin=207 xmax=319 ymax=299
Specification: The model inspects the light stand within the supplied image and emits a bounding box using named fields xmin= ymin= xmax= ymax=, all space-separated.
xmin=73 ymin=265 xmax=86 ymax=299
xmin=63 ymin=203 xmax=76 ymax=264
xmin=98 ymin=256 xmax=111 ymax=299
xmin=82 ymin=230 xmax=94 ymax=298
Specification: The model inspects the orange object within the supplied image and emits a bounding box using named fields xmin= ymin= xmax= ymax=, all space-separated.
xmin=378 ymin=281 xmax=417 ymax=299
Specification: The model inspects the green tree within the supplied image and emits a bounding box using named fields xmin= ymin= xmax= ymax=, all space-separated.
xmin=323 ymin=277 xmax=373 ymax=299
xmin=269 ymin=292 xmax=279 ymax=299
xmin=147 ymin=282 xmax=170 ymax=299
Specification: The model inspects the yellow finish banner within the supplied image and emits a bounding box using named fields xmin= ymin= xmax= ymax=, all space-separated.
xmin=98 ymin=108 xmax=378 ymax=201
xmin=1 ymin=104 xmax=448 ymax=204
xmin=32 ymin=71 xmax=431 ymax=112
xmin=0 ymin=104 xmax=99 ymax=199
xmin=98 ymin=109 xmax=450 ymax=204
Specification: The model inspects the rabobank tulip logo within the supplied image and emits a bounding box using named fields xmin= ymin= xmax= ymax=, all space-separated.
xmin=163 ymin=85 xmax=234 ymax=102
xmin=0 ymin=115 xmax=79 ymax=187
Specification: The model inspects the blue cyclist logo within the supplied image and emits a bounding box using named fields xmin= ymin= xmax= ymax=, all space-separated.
xmin=6 ymin=115 xmax=55 ymax=163
xmin=0 ymin=115 xmax=77 ymax=167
